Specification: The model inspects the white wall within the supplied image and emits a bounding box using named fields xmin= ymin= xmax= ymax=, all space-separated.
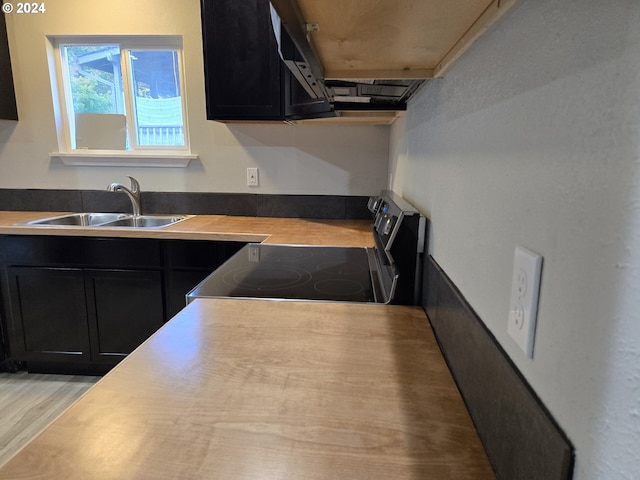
xmin=390 ymin=0 xmax=640 ymax=478
xmin=0 ymin=0 xmax=388 ymax=195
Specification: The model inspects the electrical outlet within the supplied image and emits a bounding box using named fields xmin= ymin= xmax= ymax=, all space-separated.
xmin=247 ymin=167 xmax=259 ymax=187
xmin=507 ymin=246 xmax=543 ymax=358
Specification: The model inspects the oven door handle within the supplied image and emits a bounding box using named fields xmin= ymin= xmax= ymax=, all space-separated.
xmin=367 ymin=249 xmax=398 ymax=304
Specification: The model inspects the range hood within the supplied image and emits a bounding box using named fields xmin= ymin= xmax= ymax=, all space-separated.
xmin=270 ymin=4 xmax=423 ymax=112
xmin=269 ymin=0 xmax=520 ymax=120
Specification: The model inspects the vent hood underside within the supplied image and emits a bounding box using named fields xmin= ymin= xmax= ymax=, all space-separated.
xmin=270 ymin=0 xmax=518 ymax=115
xmin=271 ymin=4 xmax=423 ymax=112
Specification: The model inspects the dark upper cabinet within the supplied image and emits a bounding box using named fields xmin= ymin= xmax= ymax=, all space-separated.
xmin=0 ymin=10 xmax=17 ymax=120
xmin=201 ymin=0 xmax=282 ymax=120
xmin=200 ymin=0 xmax=334 ymax=122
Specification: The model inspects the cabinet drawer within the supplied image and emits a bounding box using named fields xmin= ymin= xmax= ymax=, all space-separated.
xmin=2 ymin=236 xmax=162 ymax=268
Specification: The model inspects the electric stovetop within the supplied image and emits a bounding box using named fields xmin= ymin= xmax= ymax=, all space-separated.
xmin=187 ymin=243 xmax=376 ymax=303
xmin=187 ymin=190 xmax=426 ymax=306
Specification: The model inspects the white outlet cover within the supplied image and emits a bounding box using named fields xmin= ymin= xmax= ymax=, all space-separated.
xmin=507 ymin=246 xmax=543 ymax=358
xmin=247 ymin=167 xmax=259 ymax=187
xmin=247 ymin=245 xmax=260 ymax=262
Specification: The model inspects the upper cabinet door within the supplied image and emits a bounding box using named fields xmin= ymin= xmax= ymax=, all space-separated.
xmin=200 ymin=0 xmax=335 ymax=122
xmin=0 ymin=11 xmax=18 ymax=120
xmin=200 ymin=0 xmax=284 ymax=121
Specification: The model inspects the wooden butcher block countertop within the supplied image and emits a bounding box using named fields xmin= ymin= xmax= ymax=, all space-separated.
xmin=0 ymin=211 xmax=373 ymax=247
xmin=0 ymin=299 xmax=494 ymax=479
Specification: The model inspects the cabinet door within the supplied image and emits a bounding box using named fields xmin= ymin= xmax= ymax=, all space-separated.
xmin=85 ymin=269 xmax=164 ymax=364
xmin=164 ymin=240 xmax=245 ymax=318
xmin=201 ymin=0 xmax=283 ymax=120
xmin=5 ymin=267 xmax=91 ymax=363
xmin=166 ymin=270 xmax=211 ymax=319
xmin=0 ymin=12 xmax=18 ymax=120
xmin=0 ymin=323 xmax=5 ymax=364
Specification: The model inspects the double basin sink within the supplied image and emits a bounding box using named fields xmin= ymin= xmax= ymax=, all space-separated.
xmin=19 ymin=212 xmax=189 ymax=229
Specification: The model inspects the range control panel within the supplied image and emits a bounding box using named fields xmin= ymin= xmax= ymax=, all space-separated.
xmin=369 ymin=190 xmax=424 ymax=265
xmin=373 ymin=202 xmax=401 ymax=250
xmin=369 ymin=190 xmax=427 ymax=305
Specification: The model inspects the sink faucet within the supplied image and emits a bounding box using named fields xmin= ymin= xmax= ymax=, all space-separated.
xmin=107 ymin=176 xmax=142 ymax=216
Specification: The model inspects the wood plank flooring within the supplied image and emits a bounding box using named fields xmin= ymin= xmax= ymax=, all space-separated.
xmin=0 ymin=372 xmax=100 ymax=467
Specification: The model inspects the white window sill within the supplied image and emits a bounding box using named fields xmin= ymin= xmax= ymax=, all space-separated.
xmin=51 ymin=152 xmax=197 ymax=168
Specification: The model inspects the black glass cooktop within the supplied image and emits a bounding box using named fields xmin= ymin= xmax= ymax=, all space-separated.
xmin=188 ymin=244 xmax=375 ymax=302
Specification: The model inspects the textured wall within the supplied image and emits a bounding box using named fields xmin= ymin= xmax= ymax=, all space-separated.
xmin=0 ymin=0 xmax=388 ymax=196
xmin=390 ymin=0 xmax=640 ymax=478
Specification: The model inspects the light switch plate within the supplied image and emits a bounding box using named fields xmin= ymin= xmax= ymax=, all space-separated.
xmin=507 ymin=246 xmax=543 ymax=358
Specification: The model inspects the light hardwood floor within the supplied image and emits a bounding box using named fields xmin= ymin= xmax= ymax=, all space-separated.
xmin=0 ymin=372 xmax=100 ymax=467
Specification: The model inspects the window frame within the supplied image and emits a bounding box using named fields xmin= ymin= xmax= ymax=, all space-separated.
xmin=48 ymin=35 xmax=193 ymax=165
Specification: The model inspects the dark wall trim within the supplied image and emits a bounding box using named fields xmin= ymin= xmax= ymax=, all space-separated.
xmin=423 ymin=255 xmax=574 ymax=480
xmin=0 ymin=189 xmax=371 ymax=220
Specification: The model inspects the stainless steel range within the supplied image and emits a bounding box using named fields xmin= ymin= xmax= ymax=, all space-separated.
xmin=187 ymin=191 xmax=426 ymax=305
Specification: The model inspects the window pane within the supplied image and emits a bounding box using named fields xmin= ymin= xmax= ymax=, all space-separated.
xmin=62 ymin=45 xmax=127 ymax=150
xmin=63 ymin=45 xmax=123 ymax=115
xmin=129 ymin=50 xmax=185 ymax=147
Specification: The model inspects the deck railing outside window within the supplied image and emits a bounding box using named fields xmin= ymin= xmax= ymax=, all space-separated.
xmin=137 ymin=126 xmax=184 ymax=146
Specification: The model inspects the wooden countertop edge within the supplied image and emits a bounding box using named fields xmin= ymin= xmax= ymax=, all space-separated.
xmin=0 ymin=299 xmax=495 ymax=479
xmin=0 ymin=211 xmax=374 ymax=247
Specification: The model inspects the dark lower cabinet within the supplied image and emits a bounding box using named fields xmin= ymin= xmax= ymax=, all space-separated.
xmin=164 ymin=239 xmax=244 ymax=318
xmin=0 ymin=235 xmax=245 ymax=374
xmin=4 ymin=266 xmax=164 ymax=372
xmin=6 ymin=267 xmax=91 ymax=364
xmin=85 ymin=269 xmax=164 ymax=363
xmin=167 ymin=270 xmax=211 ymax=319
xmin=0 ymin=322 xmax=5 ymax=365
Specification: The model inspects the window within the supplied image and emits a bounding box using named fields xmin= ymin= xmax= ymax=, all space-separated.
xmin=49 ymin=36 xmax=191 ymax=163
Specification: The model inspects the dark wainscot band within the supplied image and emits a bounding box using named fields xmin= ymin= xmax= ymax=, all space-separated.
xmin=422 ymin=255 xmax=574 ymax=480
xmin=0 ymin=189 xmax=371 ymax=220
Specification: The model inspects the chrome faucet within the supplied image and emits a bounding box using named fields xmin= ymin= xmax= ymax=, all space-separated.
xmin=107 ymin=176 xmax=142 ymax=217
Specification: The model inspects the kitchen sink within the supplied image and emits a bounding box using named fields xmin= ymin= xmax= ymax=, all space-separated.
xmin=100 ymin=215 xmax=189 ymax=228
xmin=18 ymin=213 xmax=189 ymax=229
xmin=21 ymin=213 xmax=129 ymax=226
